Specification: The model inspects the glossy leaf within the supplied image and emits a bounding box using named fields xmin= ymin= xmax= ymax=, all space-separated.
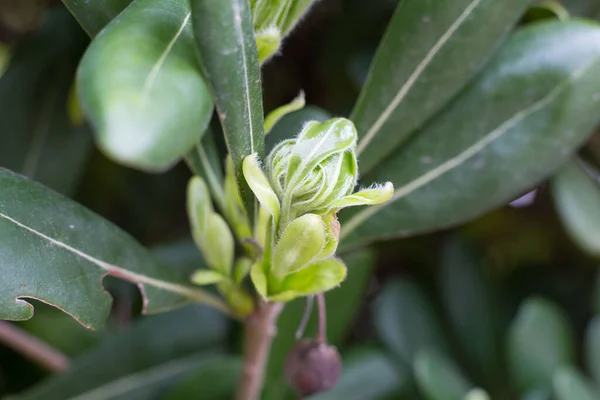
xmin=584 ymin=317 xmax=600 ymax=387
xmin=77 ymin=0 xmax=213 ymax=171
xmin=552 ymin=160 xmax=600 ymax=257
xmin=341 ymin=21 xmax=600 ymax=246
xmin=0 ymin=169 xmax=228 ymax=328
xmin=164 ymin=357 xmax=241 ymax=400
xmin=311 ymin=348 xmax=406 ymax=400
xmin=439 ymin=239 xmax=501 ymax=382
xmin=352 ymin=0 xmax=531 ymax=175
xmin=190 ymin=0 xmax=265 ymax=219
xmin=264 ymin=249 xmax=375 ymax=400
xmin=61 ymin=0 xmax=133 ymax=36
xmin=0 ymin=9 xmax=92 ymax=196
xmin=553 ymin=367 xmax=600 ymax=400
xmin=414 ymin=348 xmax=471 ymax=400
xmin=17 ymin=305 xmax=228 ymax=399
xmin=374 ymin=278 xmax=448 ymax=365
xmin=507 ymin=297 xmax=575 ymax=392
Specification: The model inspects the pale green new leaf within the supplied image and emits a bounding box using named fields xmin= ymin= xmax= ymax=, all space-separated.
xmin=272 ymin=214 xmax=326 ymax=277
xmin=243 ymin=154 xmax=281 ymax=222
xmin=270 ymin=257 xmax=347 ymax=301
xmin=264 ymin=91 xmax=306 ymax=134
xmin=203 ymin=214 xmax=234 ymax=276
xmin=329 ymin=182 xmax=394 ymax=210
xmin=77 ymin=0 xmax=213 ymax=171
xmin=191 ymin=270 xmax=227 ymax=286
xmin=256 ymin=26 xmax=282 ymax=64
xmin=187 ymin=177 xmax=212 ymax=237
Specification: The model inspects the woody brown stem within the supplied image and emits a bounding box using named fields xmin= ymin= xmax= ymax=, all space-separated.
xmin=0 ymin=321 xmax=69 ymax=372
xmin=237 ymin=302 xmax=284 ymax=400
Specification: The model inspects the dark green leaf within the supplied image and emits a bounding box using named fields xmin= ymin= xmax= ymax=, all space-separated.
xmin=374 ymin=278 xmax=448 ymax=365
xmin=439 ymin=239 xmax=500 ymax=382
xmin=584 ymin=317 xmax=600 ymax=387
xmin=507 ymin=297 xmax=575 ymax=392
xmin=77 ymin=0 xmax=213 ymax=172
xmin=414 ymin=348 xmax=471 ymax=400
xmin=352 ymin=0 xmax=531 ymax=175
xmin=341 ymin=21 xmax=600 ymax=246
xmin=552 ymin=159 xmax=600 ymax=257
xmin=522 ymin=389 xmax=552 ymax=400
xmin=164 ymin=357 xmax=241 ymax=400
xmin=0 ymin=169 xmax=228 ymax=328
xmin=190 ymin=0 xmax=265 ymax=220
xmin=521 ymin=1 xmax=569 ymax=23
xmin=16 ymin=305 xmax=228 ymax=400
xmin=61 ymin=0 xmax=132 ymax=37
xmin=562 ymin=0 xmax=600 ymax=19
xmin=264 ymin=249 xmax=376 ymax=400
xmin=310 ymin=347 xmax=407 ymax=400
xmin=553 ymin=367 xmax=600 ymax=400
xmin=0 ymin=9 xmax=92 ymax=196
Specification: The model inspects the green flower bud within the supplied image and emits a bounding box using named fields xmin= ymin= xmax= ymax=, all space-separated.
xmin=241 ymin=117 xmax=394 ymax=302
xmin=267 ymin=118 xmax=357 ymax=227
xmin=187 ymin=177 xmax=234 ymax=276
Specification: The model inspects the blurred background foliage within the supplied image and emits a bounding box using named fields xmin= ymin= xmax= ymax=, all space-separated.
xmin=2 ymin=0 xmax=600 ymax=399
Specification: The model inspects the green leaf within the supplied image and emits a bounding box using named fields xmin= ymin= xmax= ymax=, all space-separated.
xmin=329 ymin=182 xmax=394 ymax=210
xmin=414 ymin=348 xmax=472 ymax=400
xmin=341 ymin=21 xmax=600 ymax=246
xmin=273 ymin=257 xmax=347 ymax=301
xmin=256 ymin=26 xmax=282 ymax=65
xmin=374 ymin=278 xmax=449 ymax=365
xmin=553 ymin=367 xmax=600 ymax=400
xmin=61 ymin=0 xmax=132 ymax=37
xmin=507 ymin=297 xmax=575 ymax=392
xmin=16 ymin=305 xmax=228 ymax=399
xmin=184 ymin=131 xmax=226 ymax=212
xmin=310 ymin=347 xmax=407 ymax=400
xmin=352 ymin=0 xmax=531 ymax=176
xmin=243 ymin=154 xmax=281 ymax=222
xmin=266 ymin=105 xmax=331 ymax=153
xmin=77 ymin=0 xmax=213 ymax=172
xmin=264 ymin=249 xmax=376 ymax=400
xmin=190 ymin=0 xmax=265 ymax=220
xmin=191 ymin=270 xmax=227 ymax=285
xmin=0 ymin=9 xmax=92 ymax=196
xmin=264 ymin=91 xmax=306 ymax=135
xmin=164 ymin=357 xmax=241 ymax=400
xmin=0 ymin=168 xmax=228 ymax=328
xmin=552 ymin=159 xmax=600 ymax=257
xmin=584 ymin=317 xmax=600 ymax=387
xmin=439 ymin=239 xmax=501 ymax=382
xmin=272 ymin=214 xmax=326 ymax=277
xmin=522 ymin=1 xmax=570 ymax=23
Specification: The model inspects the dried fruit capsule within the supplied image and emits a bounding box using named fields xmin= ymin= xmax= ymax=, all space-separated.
xmin=284 ymin=339 xmax=342 ymax=397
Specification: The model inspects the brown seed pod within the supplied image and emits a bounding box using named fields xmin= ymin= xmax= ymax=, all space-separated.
xmin=284 ymin=339 xmax=342 ymax=397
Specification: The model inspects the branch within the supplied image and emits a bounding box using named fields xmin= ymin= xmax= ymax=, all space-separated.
xmin=0 ymin=321 xmax=70 ymax=372
xmin=237 ymin=302 xmax=284 ymax=400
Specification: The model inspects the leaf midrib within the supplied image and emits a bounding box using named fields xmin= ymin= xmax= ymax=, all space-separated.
xmin=341 ymin=57 xmax=600 ymax=242
xmin=355 ymin=0 xmax=484 ymax=156
xmin=141 ymin=12 xmax=192 ymax=102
